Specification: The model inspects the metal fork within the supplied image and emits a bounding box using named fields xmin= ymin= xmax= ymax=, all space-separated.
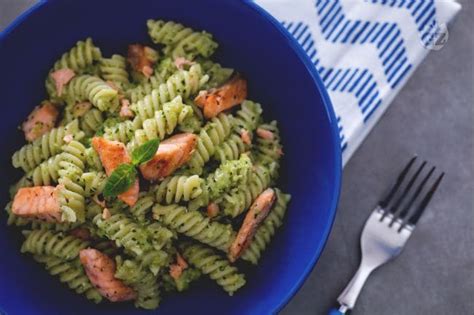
xmin=329 ymin=156 xmax=444 ymax=315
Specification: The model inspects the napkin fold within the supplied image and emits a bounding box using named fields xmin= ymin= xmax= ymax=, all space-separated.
xmin=255 ymin=0 xmax=461 ymax=165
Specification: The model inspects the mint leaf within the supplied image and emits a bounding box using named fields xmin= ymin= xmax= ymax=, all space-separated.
xmin=131 ymin=139 xmax=160 ymax=166
xmin=103 ymin=164 xmax=137 ymax=197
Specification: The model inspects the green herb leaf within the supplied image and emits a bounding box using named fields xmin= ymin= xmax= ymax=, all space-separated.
xmin=131 ymin=139 xmax=160 ymax=166
xmin=103 ymin=164 xmax=137 ymax=197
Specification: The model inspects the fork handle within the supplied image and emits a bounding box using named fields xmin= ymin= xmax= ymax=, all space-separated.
xmin=336 ymin=263 xmax=374 ymax=311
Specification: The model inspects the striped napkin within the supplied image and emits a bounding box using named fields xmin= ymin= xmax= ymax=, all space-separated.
xmin=255 ymin=0 xmax=461 ymax=165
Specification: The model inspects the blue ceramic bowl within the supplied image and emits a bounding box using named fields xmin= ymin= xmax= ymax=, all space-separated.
xmin=0 ymin=0 xmax=341 ymax=314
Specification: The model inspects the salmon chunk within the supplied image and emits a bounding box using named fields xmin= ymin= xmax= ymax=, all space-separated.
xmin=228 ymin=188 xmax=276 ymax=262
xmin=50 ymin=68 xmax=76 ymax=96
xmin=207 ymin=202 xmax=220 ymax=218
xmin=119 ymin=99 xmax=134 ymax=118
xmin=12 ymin=186 xmax=62 ymax=222
xmin=174 ymin=57 xmax=195 ymax=70
xmin=22 ymin=102 xmax=59 ymax=142
xmin=169 ymin=253 xmax=189 ymax=280
xmin=139 ymin=133 xmax=197 ymax=181
xmin=128 ymin=44 xmax=157 ymax=78
xmin=194 ymin=74 xmax=247 ymax=119
xmin=240 ymin=129 xmax=251 ymax=145
xmin=79 ymin=248 xmax=137 ymax=302
xmin=91 ymin=137 xmax=139 ymax=206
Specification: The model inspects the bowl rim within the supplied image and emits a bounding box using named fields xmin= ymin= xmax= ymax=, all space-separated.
xmin=0 ymin=0 xmax=342 ymax=313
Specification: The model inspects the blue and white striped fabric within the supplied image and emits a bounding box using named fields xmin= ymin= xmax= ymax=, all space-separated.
xmin=255 ymin=0 xmax=461 ymax=165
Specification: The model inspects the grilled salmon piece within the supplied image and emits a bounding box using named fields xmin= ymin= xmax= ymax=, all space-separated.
xmin=240 ymin=129 xmax=251 ymax=145
xmin=207 ymin=202 xmax=220 ymax=218
xmin=119 ymin=99 xmax=134 ymax=118
xmin=128 ymin=44 xmax=157 ymax=78
xmin=169 ymin=253 xmax=189 ymax=280
xmin=194 ymin=74 xmax=247 ymax=119
xmin=117 ymin=180 xmax=139 ymax=207
xmin=50 ymin=68 xmax=76 ymax=97
xmin=139 ymin=133 xmax=197 ymax=181
xmin=22 ymin=102 xmax=59 ymax=142
xmin=91 ymin=137 xmax=139 ymax=206
xmin=12 ymin=186 xmax=62 ymax=222
xmin=79 ymin=248 xmax=137 ymax=302
xmin=228 ymin=188 xmax=276 ymax=262
xmin=256 ymin=128 xmax=275 ymax=140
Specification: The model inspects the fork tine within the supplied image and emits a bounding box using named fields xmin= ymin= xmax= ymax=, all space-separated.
xmin=397 ymin=166 xmax=436 ymax=220
xmin=388 ymin=161 xmax=427 ymax=214
xmin=379 ymin=156 xmax=417 ymax=208
xmin=407 ymin=172 xmax=445 ymax=226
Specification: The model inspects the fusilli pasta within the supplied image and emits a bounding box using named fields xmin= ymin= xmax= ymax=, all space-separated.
xmin=99 ymin=54 xmax=130 ymax=88
xmin=63 ymin=75 xmax=119 ymax=112
xmin=21 ymin=229 xmax=89 ymax=260
xmin=153 ymin=175 xmax=205 ymax=204
xmin=147 ymin=20 xmax=218 ymax=59
xmin=12 ymin=120 xmax=83 ymax=172
xmin=34 ymin=255 xmax=103 ymax=303
xmin=152 ymin=204 xmax=235 ymax=252
xmin=181 ymin=242 xmax=245 ymax=296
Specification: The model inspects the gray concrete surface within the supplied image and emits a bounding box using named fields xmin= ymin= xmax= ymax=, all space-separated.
xmin=1 ymin=1 xmax=473 ymax=314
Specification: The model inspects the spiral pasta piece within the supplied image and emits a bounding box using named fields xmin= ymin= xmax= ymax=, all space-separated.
xmin=46 ymin=38 xmax=102 ymax=101
xmin=201 ymin=60 xmax=234 ymax=89
xmin=131 ymin=96 xmax=193 ymax=148
xmin=129 ymin=192 xmax=155 ymax=223
xmin=99 ymin=55 xmax=130 ymax=87
xmin=219 ymin=164 xmax=273 ymax=218
xmin=254 ymin=122 xmax=282 ymax=178
xmin=131 ymin=64 xmax=207 ymax=126
xmin=21 ymin=229 xmax=89 ymax=260
xmin=93 ymin=213 xmax=151 ymax=256
xmin=95 ymin=213 xmax=170 ymax=275
xmin=241 ymin=190 xmax=291 ymax=264
xmin=152 ymin=204 xmax=235 ymax=252
xmin=146 ymin=223 xmax=175 ymax=251
xmin=84 ymin=147 xmax=103 ymax=171
xmin=53 ymin=38 xmax=102 ymax=72
xmin=188 ymin=153 xmax=252 ymax=211
xmin=186 ymin=113 xmax=233 ymax=174
xmin=11 ymin=153 xmax=63 ymax=194
xmin=127 ymin=57 xmax=175 ymax=101
xmin=103 ymin=119 xmax=135 ymax=143
xmin=214 ymin=134 xmax=247 ymax=163
xmin=213 ymin=101 xmax=262 ymax=162
xmin=126 ymin=63 xmax=170 ymax=103
xmin=115 ymin=258 xmax=161 ymax=309
xmin=57 ymin=140 xmax=87 ymax=223
xmin=64 ymin=75 xmax=119 ymax=112
xmin=234 ymin=100 xmax=263 ymax=132
xmin=12 ymin=120 xmax=83 ymax=172
xmin=80 ymin=108 xmax=104 ymax=135
xmin=153 ymin=175 xmax=204 ymax=204
xmin=81 ymin=171 xmax=106 ymax=197
xmin=34 ymin=255 xmax=103 ymax=303
xmin=147 ymin=20 xmax=218 ymax=59
xmin=181 ymin=242 xmax=245 ymax=295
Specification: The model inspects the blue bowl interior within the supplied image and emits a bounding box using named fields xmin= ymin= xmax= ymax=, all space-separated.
xmin=0 ymin=0 xmax=341 ymax=314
